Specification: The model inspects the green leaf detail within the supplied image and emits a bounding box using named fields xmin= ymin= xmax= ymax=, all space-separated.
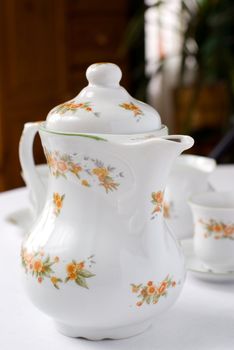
xmin=79 ymin=270 xmax=96 ymax=278
xmin=76 ymin=275 xmax=89 ymax=289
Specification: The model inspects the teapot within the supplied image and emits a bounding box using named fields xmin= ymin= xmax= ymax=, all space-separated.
xmin=19 ymin=63 xmax=193 ymax=340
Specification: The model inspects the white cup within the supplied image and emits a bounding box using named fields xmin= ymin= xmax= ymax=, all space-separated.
xmin=164 ymin=155 xmax=216 ymax=240
xmin=189 ymin=191 xmax=234 ymax=272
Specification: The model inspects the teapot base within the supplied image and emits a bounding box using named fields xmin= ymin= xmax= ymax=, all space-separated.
xmin=54 ymin=319 xmax=152 ymax=340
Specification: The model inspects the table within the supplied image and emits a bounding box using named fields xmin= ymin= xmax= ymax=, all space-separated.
xmin=0 ymin=187 xmax=234 ymax=350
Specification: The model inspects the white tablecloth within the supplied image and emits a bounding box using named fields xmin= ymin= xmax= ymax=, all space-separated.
xmin=0 ymin=188 xmax=234 ymax=350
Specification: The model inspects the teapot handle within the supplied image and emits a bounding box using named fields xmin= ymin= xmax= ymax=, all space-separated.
xmin=19 ymin=122 xmax=46 ymax=217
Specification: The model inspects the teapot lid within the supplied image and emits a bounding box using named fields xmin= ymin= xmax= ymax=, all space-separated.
xmin=45 ymin=63 xmax=162 ymax=134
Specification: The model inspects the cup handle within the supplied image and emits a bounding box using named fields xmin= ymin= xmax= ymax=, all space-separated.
xmin=19 ymin=122 xmax=46 ymax=217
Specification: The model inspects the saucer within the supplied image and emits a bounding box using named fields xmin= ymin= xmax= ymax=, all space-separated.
xmin=180 ymin=238 xmax=234 ymax=282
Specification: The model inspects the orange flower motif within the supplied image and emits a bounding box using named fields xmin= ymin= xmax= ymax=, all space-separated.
xmin=53 ymin=193 xmax=65 ymax=216
xmin=131 ymin=286 xmax=138 ymax=293
xmin=53 ymin=100 xmax=97 ymax=115
xmin=63 ymin=102 xmax=84 ymax=110
xmin=44 ymin=147 xmax=122 ymax=194
xmin=224 ymin=226 xmax=234 ymax=236
xmin=158 ymin=281 xmax=168 ymax=295
xmin=51 ymin=276 xmax=58 ymax=284
xmin=119 ymin=102 xmax=143 ymax=117
xmin=50 ymin=276 xmax=62 ymax=289
xmin=76 ymin=261 xmax=85 ymax=270
xmin=151 ymin=191 xmax=164 ymax=218
xmin=213 ymin=224 xmax=222 ymax=232
xmin=53 ymin=192 xmax=60 ymax=202
xmin=200 ymin=219 xmax=234 ymax=240
xmin=47 ymin=154 xmax=55 ymax=168
xmin=65 ymin=259 xmax=96 ymax=288
xmin=92 ymin=166 xmax=119 ymax=193
xmin=136 ymin=301 xmax=143 ymax=307
xmin=57 ymin=161 xmax=68 ymax=173
xmin=70 ymin=163 xmax=82 ymax=177
xmin=56 ymin=199 xmax=62 ymax=209
xmin=21 ymin=248 xmax=96 ymax=290
xmin=152 ymin=191 xmax=163 ymax=203
xmin=92 ymin=167 xmax=109 ymax=179
xmin=33 ymin=260 xmax=43 ymax=273
xmin=24 ymin=252 xmax=33 ymax=265
xmin=21 ymin=248 xmax=64 ymax=289
xmin=131 ymin=276 xmax=176 ymax=307
xmin=147 ymin=285 xmax=157 ymax=295
xmin=66 ymin=262 xmax=76 ymax=275
xmin=69 ymin=272 xmax=77 ymax=280
xmin=81 ymin=179 xmax=90 ymax=187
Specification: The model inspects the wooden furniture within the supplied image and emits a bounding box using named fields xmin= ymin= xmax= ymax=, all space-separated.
xmin=0 ymin=0 xmax=130 ymax=190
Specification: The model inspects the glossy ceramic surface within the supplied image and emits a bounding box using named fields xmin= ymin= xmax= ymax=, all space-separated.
xmin=46 ymin=63 xmax=162 ymax=134
xmin=164 ymin=155 xmax=216 ymax=239
xmin=189 ymin=191 xmax=234 ymax=273
xmin=19 ymin=63 xmax=194 ymax=339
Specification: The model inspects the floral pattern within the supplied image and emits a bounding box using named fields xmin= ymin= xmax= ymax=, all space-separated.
xmin=50 ymin=100 xmax=100 ymax=117
xmin=119 ymin=102 xmax=143 ymax=121
xmin=151 ymin=191 xmax=164 ymax=219
xmin=199 ymin=219 xmax=234 ymax=240
xmin=131 ymin=275 xmax=177 ymax=307
xmin=65 ymin=256 xmax=96 ymax=289
xmin=44 ymin=148 xmax=82 ymax=179
xmin=21 ymin=248 xmax=62 ymax=289
xmin=53 ymin=192 xmax=65 ymax=216
xmin=44 ymin=148 xmax=123 ymax=194
xmin=21 ymin=248 xmax=96 ymax=290
xmin=92 ymin=163 xmax=119 ymax=193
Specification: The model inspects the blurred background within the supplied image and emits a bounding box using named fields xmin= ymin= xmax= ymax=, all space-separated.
xmin=0 ymin=0 xmax=233 ymax=191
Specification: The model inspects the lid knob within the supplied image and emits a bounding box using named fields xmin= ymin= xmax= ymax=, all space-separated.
xmin=86 ymin=63 xmax=122 ymax=88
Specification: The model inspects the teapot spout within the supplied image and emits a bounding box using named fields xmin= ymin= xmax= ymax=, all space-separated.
xmin=160 ymin=135 xmax=194 ymax=155
xmin=151 ymin=135 xmax=194 ymax=180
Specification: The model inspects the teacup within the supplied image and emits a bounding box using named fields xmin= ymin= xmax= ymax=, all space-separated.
xmin=164 ymin=155 xmax=216 ymax=239
xmin=189 ymin=191 xmax=234 ymax=272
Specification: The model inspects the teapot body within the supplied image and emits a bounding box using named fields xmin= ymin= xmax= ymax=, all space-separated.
xmin=21 ymin=128 xmax=187 ymax=339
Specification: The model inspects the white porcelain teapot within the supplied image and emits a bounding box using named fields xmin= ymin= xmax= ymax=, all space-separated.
xmin=19 ymin=63 xmax=194 ymax=340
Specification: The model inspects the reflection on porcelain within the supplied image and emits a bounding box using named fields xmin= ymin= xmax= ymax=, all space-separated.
xmin=21 ymin=164 xmax=48 ymax=220
xmin=189 ymin=191 xmax=234 ymax=273
xmin=19 ymin=63 xmax=194 ymax=340
xmin=164 ymin=155 xmax=216 ymax=240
